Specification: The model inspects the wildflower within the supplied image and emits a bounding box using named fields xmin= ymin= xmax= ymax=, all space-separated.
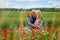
xmin=32 ymin=37 xmax=35 ymax=40
xmin=56 ymin=24 xmax=59 ymax=29
xmin=55 ymin=22 xmax=58 ymax=29
xmin=30 ymin=28 xmax=36 ymax=34
xmin=32 ymin=29 xmax=36 ymax=34
xmin=52 ymin=28 xmax=55 ymax=33
xmin=2 ymin=28 xmax=8 ymax=34
xmin=30 ymin=28 xmax=34 ymax=31
xmin=43 ymin=33 xmax=46 ymax=35
xmin=40 ymin=27 xmax=43 ymax=32
xmin=47 ymin=24 xmax=52 ymax=27
xmin=14 ymin=29 xmax=18 ymax=33
xmin=56 ymin=26 xmax=58 ymax=29
xmin=18 ymin=26 xmax=23 ymax=31
xmin=22 ymin=31 xmax=26 ymax=35
xmin=2 ymin=28 xmax=8 ymax=38
xmin=46 ymin=27 xmax=50 ymax=32
xmin=35 ymin=25 xmax=39 ymax=30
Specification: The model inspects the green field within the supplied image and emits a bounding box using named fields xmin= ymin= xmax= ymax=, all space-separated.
xmin=0 ymin=10 xmax=60 ymax=40
xmin=0 ymin=11 xmax=60 ymax=27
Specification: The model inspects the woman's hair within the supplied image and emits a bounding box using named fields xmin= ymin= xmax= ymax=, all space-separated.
xmin=32 ymin=9 xmax=35 ymax=13
xmin=35 ymin=10 xmax=42 ymax=19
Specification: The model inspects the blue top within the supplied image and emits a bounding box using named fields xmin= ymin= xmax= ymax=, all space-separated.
xmin=29 ymin=16 xmax=36 ymax=24
xmin=28 ymin=16 xmax=36 ymax=28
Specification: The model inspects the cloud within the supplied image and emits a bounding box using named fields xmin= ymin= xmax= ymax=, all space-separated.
xmin=55 ymin=1 xmax=60 ymax=8
xmin=0 ymin=0 xmax=12 ymax=8
xmin=15 ymin=0 xmax=40 ymax=2
xmin=47 ymin=0 xmax=60 ymax=8
xmin=0 ymin=0 xmax=12 ymax=2
xmin=0 ymin=0 xmax=60 ymax=8
xmin=7 ymin=1 xmax=23 ymax=8
xmin=48 ymin=1 xmax=54 ymax=4
xmin=0 ymin=1 xmax=8 ymax=8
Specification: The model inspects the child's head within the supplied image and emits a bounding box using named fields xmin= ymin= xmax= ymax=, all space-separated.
xmin=27 ymin=13 xmax=31 ymax=17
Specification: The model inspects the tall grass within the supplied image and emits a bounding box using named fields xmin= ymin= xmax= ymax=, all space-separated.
xmin=0 ymin=11 xmax=60 ymax=40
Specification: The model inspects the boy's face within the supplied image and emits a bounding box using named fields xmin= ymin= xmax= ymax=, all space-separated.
xmin=32 ymin=12 xmax=36 ymax=18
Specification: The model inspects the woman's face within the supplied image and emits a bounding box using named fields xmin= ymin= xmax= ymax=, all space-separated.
xmin=32 ymin=12 xmax=36 ymax=18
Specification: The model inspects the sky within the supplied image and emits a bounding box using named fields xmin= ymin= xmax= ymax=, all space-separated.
xmin=0 ymin=0 xmax=60 ymax=9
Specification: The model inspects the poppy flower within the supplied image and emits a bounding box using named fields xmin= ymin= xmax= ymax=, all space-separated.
xmin=56 ymin=26 xmax=58 ymax=29
xmin=27 ymin=13 xmax=31 ymax=17
xmin=32 ymin=37 xmax=35 ymax=40
xmin=18 ymin=26 xmax=23 ymax=31
xmin=2 ymin=28 xmax=8 ymax=34
xmin=21 ymin=31 xmax=27 ymax=37
xmin=22 ymin=31 xmax=26 ymax=34
xmin=55 ymin=22 xmax=58 ymax=29
xmin=35 ymin=25 xmax=39 ymax=30
xmin=2 ymin=28 xmax=8 ymax=38
xmin=31 ymin=29 xmax=36 ymax=34
xmin=3 ymin=33 xmax=8 ymax=38
xmin=30 ymin=28 xmax=36 ymax=34
xmin=56 ymin=24 xmax=59 ymax=29
xmin=30 ymin=28 xmax=34 ymax=31
xmin=46 ymin=27 xmax=50 ymax=32
xmin=52 ymin=28 xmax=55 ymax=33
xmin=40 ymin=27 xmax=43 ymax=32
xmin=47 ymin=24 xmax=52 ymax=27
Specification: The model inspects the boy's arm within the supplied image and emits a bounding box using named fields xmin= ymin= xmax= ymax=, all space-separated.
xmin=28 ymin=22 xmax=34 ymax=26
xmin=28 ymin=16 xmax=35 ymax=27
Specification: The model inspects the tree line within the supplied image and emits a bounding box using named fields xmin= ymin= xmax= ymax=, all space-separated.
xmin=0 ymin=8 xmax=60 ymax=12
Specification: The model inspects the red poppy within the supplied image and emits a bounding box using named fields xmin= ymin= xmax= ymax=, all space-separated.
xmin=32 ymin=37 xmax=35 ymax=40
xmin=3 ymin=33 xmax=8 ymax=38
xmin=2 ymin=28 xmax=8 ymax=34
xmin=30 ymin=28 xmax=34 ymax=31
xmin=56 ymin=26 xmax=58 ymax=29
xmin=55 ymin=22 xmax=58 ymax=29
xmin=52 ymin=28 xmax=55 ymax=33
xmin=27 ymin=13 xmax=31 ymax=17
xmin=40 ymin=27 xmax=43 ymax=32
xmin=47 ymin=24 xmax=52 ymax=27
xmin=35 ymin=25 xmax=39 ymax=30
xmin=56 ymin=24 xmax=59 ymax=29
xmin=18 ymin=26 xmax=23 ymax=31
xmin=2 ymin=28 xmax=8 ymax=38
xmin=21 ymin=31 xmax=27 ymax=37
xmin=22 ymin=31 xmax=26 ymax=34
xmin=47 ymin=28 xmax=50 ymax=32
xmin=30 ymin=28 xmax=36 ymax=34
xmin=32 ymin=29 xmax=36 ymax=34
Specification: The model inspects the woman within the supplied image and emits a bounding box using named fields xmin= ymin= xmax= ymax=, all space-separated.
xmin=34 ymin=10 xmax=43 ymax=30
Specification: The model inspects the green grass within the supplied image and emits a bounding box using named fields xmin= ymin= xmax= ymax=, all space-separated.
xmin=0 ymin=11 xmax=60 ymax=27
xmin=0 ymin=11 xmax=60 ymax=40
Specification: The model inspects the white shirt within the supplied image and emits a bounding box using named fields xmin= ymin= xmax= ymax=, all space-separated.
xmin=34 ymin=19 xmax=43 ymax=28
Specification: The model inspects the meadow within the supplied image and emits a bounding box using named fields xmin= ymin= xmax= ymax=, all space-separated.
xmin=0 ymin=10 xmax=60 ymax=40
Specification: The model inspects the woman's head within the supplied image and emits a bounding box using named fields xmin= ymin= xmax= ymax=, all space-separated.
xmin=31 ymin=9 xmax=42 ymax=19
xmin=35 ymin=10 xmax=42 ymax=19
